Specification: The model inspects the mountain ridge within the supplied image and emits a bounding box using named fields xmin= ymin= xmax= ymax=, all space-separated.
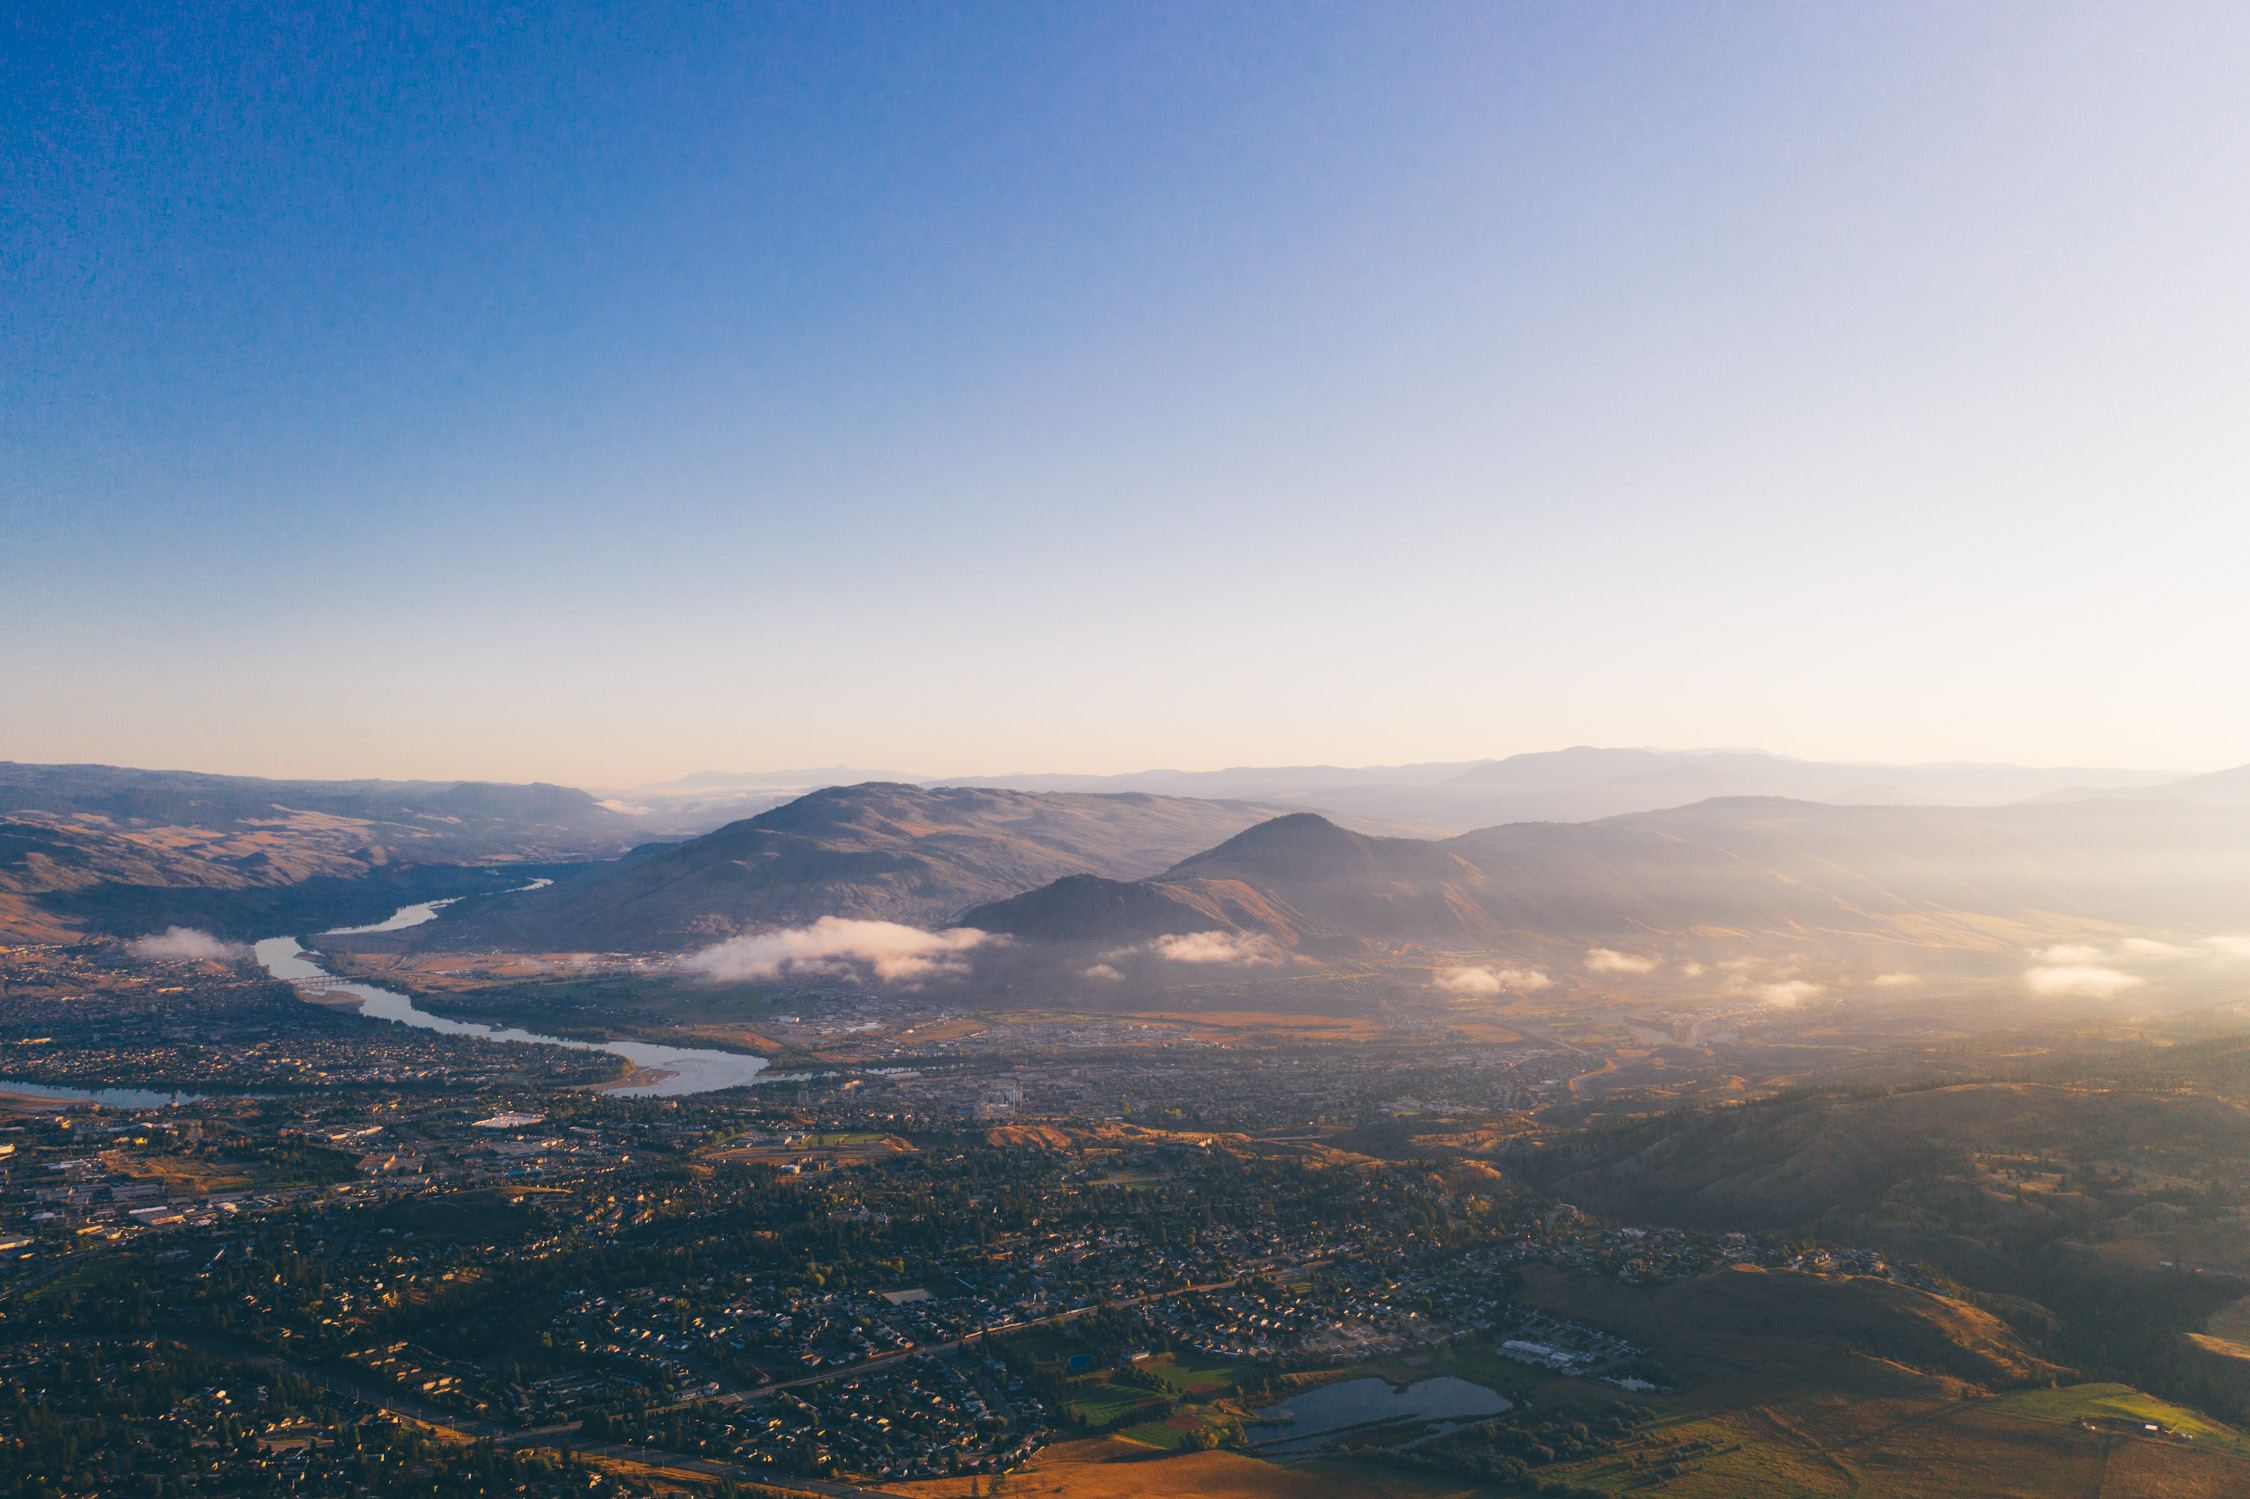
xmin=405 ymin=782 xmax=1314 ymax=953
xmin=0 ymin=761 xmax=644 ymax=942
xmin=965 ymin=795 xmax=2250 ymax=965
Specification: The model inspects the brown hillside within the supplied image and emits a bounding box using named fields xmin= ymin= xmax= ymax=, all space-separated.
xmin=1517 ymin=1083 xmax=2250 ymax=1231
xmin=1524 ymin=1262 xmax=2066 ymax=1390
xmin=0 ymin=763 xmax=640 ymax=941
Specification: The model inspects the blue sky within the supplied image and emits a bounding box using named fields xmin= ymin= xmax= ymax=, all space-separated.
xmin=5 ymin=2 xmax=2247 ymax=784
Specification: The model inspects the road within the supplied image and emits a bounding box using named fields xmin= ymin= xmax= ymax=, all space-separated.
xmin=1504 ymin=1021 xmax=1614 ymax=1098
xmin=734 ymin=1257 xmax=1324 ymax=1400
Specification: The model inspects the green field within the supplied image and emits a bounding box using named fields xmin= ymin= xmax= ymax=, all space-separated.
xmin=804 ymin=1132 xmax=889 ymax=1147
xmin=1444 ymin=1381 xmax=2250 ymax=1498
xmin=1992 ymin=1382 xmax=2249 ymax=1451
xmin=1118 ymin=1416 xmax=1191 ymax=1449
xmin=1142 ymin=1352 xmax=1242 ymax=1394
xmin=1064 ymin=1378 xmax=1169 ymax=1426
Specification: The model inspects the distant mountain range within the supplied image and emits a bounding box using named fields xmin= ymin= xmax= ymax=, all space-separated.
xmin=378 ymin=781 xmax=2250 ymax=978
xmin=590 ymin=766 xmax=932 ymax=832
xmin=410 ymin=783 xmax=1303 ymax=953
xmin=608 ymin=747 xmax=2196 ymax=837
xmin=967 ymin=795 xmax=2250 ymax=967
xmin=13 ymin=753 xmax=2250 ymax=973
xmin=947 ymin=747 xmax=2193 ymax=835
xmin=2036 ymin=760 xmax=2250 ymax=805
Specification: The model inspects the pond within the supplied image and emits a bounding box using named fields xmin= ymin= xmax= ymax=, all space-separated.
xmin=1252 ymin=1375 xmax=1512 ymax=1457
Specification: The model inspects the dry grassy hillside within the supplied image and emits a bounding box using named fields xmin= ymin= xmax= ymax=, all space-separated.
xmin=0 ymin=764 xmax=638 ymax=940
xmin=1533 ymin=1262 xmax=2065 ymax=1388
xmin=1516 ymin=1082 xmax=2250 ymax=1230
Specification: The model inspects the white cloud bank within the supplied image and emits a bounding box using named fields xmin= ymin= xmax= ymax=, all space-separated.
xmin=1758 ymin=980 xmax=1823 ymax=1006
xmin=1103 ymin=931 xmax=1286 ymax=967
xmin=685 ymin=918 xmax=1002 ymax=985
xmin=2025 ymin=964 xmax=2146 ymax=999
xmin=128 ymin=927 xmax=249 ymax=962
xmin=2018 ymin=933 xmax=2250 ymax=1000
xmin=1584 ymin=948 xmax=1658 ymax=975
xmin=1433 ymin=965 xmax=1552 ymax=996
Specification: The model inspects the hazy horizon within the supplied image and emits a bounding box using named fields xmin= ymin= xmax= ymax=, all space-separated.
xmin=0 ymin=744 xmax=2227 ymax=794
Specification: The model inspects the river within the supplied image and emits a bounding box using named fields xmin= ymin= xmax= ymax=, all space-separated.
xmin=248 ymin=888 xmax=770 ymax=1096
xmin=0 ymin=889 xmax=770 ymax=1105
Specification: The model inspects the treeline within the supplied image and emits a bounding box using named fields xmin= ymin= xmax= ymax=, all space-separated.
xmin=1348 ymin=1401 xmax=1653 ymax=1491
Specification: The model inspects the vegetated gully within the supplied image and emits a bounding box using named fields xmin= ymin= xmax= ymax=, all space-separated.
xmin=253 ymin=887 xmax=770 ymax=1097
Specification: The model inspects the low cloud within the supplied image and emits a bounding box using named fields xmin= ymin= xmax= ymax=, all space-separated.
xmin=1102 ymin=931 xmax=1286 ymax=967
xmin=1433 ymin=965 xmax=1552 ymax=997
xmin=1677 ymin=961 xmax=1706 ymax=978
xmin=2025 ymin=964 xmax=2145 ymax=999
xmin=1151 ymin=931 xmax=1285 ymax=965
xmin=128 ymin=927 xmax=249 ymax=962
xmin=1871 ymin=972 xmax=1917 ymax=988
xmin=1082 ymin=963 xmax=1124 ymax=981
xmin=1758 ymin=980 xmax=1822 ymax=1006
xmin=685 ymin=918 xmax=1003 ymax=985
xmin=1584 ymin=948 xmax=1658 ymax=975
xmin=2013 ymin=935 xmax=2250 ymax=998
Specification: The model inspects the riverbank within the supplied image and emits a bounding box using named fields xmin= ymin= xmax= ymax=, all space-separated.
xmin=581 ymin=1064 xmax=680 ymax=1092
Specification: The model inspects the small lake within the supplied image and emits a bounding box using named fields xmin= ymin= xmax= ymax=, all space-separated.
xmin=1253 ymin=1375 xmax=1512 ymax=1457
xmin=249 ymin=888 xmax=768 ymax=1097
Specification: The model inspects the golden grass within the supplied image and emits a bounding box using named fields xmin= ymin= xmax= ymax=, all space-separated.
xmin=103 ymin=1150 xmax=255 ymax=1195
xmin=2101 ymin=1437 xmax=2250 ymax=1498
xmin=873 ymin=1437 xmax=1494 ymax=1498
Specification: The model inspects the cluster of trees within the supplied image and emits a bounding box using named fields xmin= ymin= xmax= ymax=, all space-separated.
xmin=1364 ymin=1401 xmax=1653 ymax=1487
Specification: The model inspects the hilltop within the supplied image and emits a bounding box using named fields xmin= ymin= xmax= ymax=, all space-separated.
xmin=964 ymin=813 xmax=1505 ymax=953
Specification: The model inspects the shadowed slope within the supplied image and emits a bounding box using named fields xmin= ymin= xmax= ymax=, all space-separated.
xmin=966 ymin=813 xmax=1503 ymax=952
xmin=970 ymin=797 xmax=2250 ymax=959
